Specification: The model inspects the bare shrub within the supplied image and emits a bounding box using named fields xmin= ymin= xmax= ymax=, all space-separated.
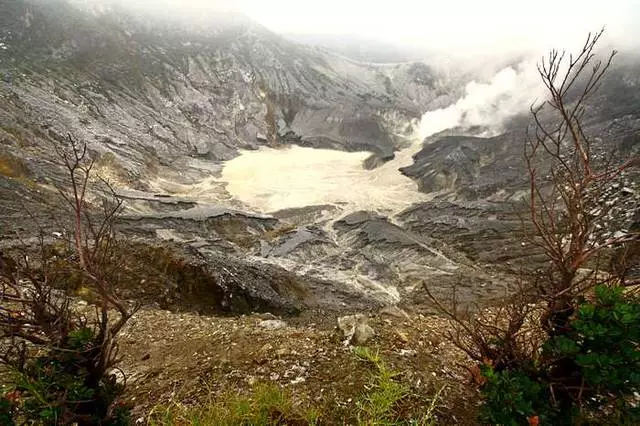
xmin=427 ymin=30 xmax=640 ymax=423
xmin=0 ymin=135 xmax=138 ymax=424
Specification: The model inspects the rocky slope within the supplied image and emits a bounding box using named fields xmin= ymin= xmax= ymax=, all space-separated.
xmin=0 ymin=0 xmax=452 ymax=178
xmin=1 ymin=0 xmax=638 ymax=316
xmin=0 ymin=0 xmax=471 ymax=312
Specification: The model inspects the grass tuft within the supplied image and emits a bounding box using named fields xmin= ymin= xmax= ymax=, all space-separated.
xmin=148 ymin=383 xmax=320 ymax=426
xmin=354 ymin=347 xmax=409 ymax=425
xmin=353 ymin=346 xmax=444 ymax=426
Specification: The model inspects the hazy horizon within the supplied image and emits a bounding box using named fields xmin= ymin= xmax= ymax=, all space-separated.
xmin=65 ymin=0 xmax=640 ymax=58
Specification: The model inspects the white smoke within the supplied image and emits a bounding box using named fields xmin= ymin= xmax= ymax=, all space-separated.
xmin=418 ymin=61 xmax=543 ymax=139
xmin=220 ymin=60 xmax=553 ymax=214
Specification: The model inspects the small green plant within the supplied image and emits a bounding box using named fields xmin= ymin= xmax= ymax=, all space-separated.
xmin=354 ymin=347 xmax=435 ymax=426
xmin=2 ymin=328 xmax=131 ymax=425
xmin=353 ymin=346 xmax=383 ymax=365
xmin=479 ymin=366 xmax=558 ymax=425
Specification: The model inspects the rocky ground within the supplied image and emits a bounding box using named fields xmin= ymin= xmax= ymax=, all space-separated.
xmin=116 ymin=304 xmax=479 ymax=424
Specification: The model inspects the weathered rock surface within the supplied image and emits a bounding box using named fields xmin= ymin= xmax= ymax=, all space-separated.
xmin=337 ymin=314 xmax=375 ymax=345
xmin=0 ymin=0 xmax=453 ymax=189
xmin=1 ymin=0 xmax=638 ymax=316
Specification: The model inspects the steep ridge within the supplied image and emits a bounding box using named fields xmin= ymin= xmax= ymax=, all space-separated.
xmin=0 ymin=0 xmax=451 ymax=184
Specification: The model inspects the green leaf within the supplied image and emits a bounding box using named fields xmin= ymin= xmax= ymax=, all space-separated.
xmin=579 ymin=303 xmax=596 ymax=318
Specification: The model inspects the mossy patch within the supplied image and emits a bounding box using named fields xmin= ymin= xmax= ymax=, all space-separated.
xmin=0 ymin=153 xmax=31 ymax=178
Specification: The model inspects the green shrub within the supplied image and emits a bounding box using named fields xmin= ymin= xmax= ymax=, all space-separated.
xmin=479 ymin=285 xmax=640 ymax=425
xmin=3 ymin=327 xmax=131 ymax=425
xmin=479 ymin=366 xmax=563 ymax=425
xmin=546 ymin=285 xmax=640 ymax=423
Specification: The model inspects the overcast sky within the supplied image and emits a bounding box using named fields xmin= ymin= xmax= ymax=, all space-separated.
xmin=240 ymin=0 xmax=638 ymax=53
xmin=78 ymin=0 xmax=640 ymax=55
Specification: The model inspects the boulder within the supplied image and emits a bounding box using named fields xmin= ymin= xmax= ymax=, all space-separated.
xmin=338 ymin=314 xmax=374 ymax=345
xmin=353 ymin=323 xmax=375 ymax=345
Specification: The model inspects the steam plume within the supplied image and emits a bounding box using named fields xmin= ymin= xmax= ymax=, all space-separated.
xmin=418 ymin=61 xmax=543 ymax=139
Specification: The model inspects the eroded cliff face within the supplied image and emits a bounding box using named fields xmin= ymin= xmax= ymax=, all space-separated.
xmin=0 ymin=0 xmax=463 ymax=311
xmin=1 ymin=0 xmax=638 ymax=312
xmin=0 ymin=0 xmax=455 ymax=188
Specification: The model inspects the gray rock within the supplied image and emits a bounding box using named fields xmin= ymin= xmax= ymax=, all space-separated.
xmin=353 ymin=323 xmax=375 ymax=345
xmin=338 ymin=314 xmax=374 ymax=345
xmin=258 ymin=319 xmax=287 ymax=330
xmin=337 ymin=314 xmax=361 ymax=341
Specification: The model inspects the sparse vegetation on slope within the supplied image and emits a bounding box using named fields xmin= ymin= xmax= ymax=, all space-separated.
xmin=147 ymin=346 xmax=444 ymax=426
xmin=428 ymin=30 xmax=640 ymax=425
xmin=1 ymin=137 xmax=137 ymax=424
